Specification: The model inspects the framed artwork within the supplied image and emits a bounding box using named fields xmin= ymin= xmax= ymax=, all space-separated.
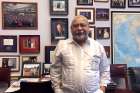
xmin=94 ymin=0 xmax=109 ymax=2
xmin=45 ymin=46 xmax=56 ymax=63
xmin=110 ymin=0 xmax=126 ymax=8
xmin=0 ymin=56 xmax=20 ymax=72
xmin=50 ymin=0 xmax=68 ymax=15
xmin=2 ymin=2 xmax=38 ymax=30
xmin=42 ymin=63 xmax=51 ymax=75
xmin=51 ymin=18 xmax=68 ymax=45
xmin=75 ymin=8 xmax=95 ymax=24
xmin=77 ymin=0 xmax=93 ymax=5
xmin=104 ymin=46 xmax=110 ymax=58
xmin=88 ymin=26 xmax=95 ymax=39
xmin=111 ymin=11 xmax=140 ymax=67
xmin=95 ymin=27 xmax=110 ymax=39
xmin=22 ymin=63 xmax=41 ymax=78
xmin=0 ymin=35 xmax=17 ymax=52
xmin=19 ymin=35 xmax=40 ymax=54
xmin=96 ymin=8 xmax=109 ymax=21
xmin=128 ymin=0 xmax=140 ymax=7
xmin=22 ymin=56 xmax=37 ymax=63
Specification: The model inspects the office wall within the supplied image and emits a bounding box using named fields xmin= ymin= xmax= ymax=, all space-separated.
xmin=0 ymin=0 xmax=139 ymax=76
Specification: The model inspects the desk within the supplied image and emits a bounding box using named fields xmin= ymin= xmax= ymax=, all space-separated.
xmin=0 ymin=67 xmax=10 ymax=87
xmin=5 ymin=75 xmax=51 ymax=93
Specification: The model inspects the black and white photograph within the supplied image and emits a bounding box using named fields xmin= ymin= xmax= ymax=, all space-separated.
xmin=42 ymin=63 xmax=51 ymax=75
xmin=111 ymin=0 xmax=126 ymax=8
xmin=50 ymin=0 xmax=68 ymax=15
xmin=0 ymin=56 xmax=20 ymax=72
xmin=128 ymin=0 xmax=140 ymax=7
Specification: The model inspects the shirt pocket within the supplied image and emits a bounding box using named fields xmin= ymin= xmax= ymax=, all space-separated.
xmin=87 ymin=55 xmax=101 ymax=71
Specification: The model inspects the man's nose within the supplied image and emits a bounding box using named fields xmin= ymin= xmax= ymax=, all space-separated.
xmin=77 ymin=25 xmax=82 ymax=29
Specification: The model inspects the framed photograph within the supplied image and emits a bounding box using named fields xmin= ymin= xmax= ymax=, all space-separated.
xmin=22 ymin=63 xmax=41 ymax=78
xmin=45 ymin=46 xmax=56 ymax=63
xmin=110 ymin=0 xmax=126 ymax=8
xmin=88 ymin=26 xmax=95 ymax=39
xmin=94 ymin=0 xmax=109 ymax=2
xmin=75 ymin=8 xmax=95 ymax=24
xmin=0 ymin=56 xmax=20 ymax=72
xmin=77 ymin=0 xmax=93 ymax=5
xmin=104 ymin=46 xmax=110 ymax=58
xmin=96 ymin=8 xmax=109 ymax=21
xmin=111 ymin=11 xmax=140 ymax=67
xmin=42 ymin=63 xmax=51 ymax=75
xmin=50 ymin=0 xmax=68 ymax=15
xmin=95 ymin=27 xmax=110 ymax=39
xmin=51 ymin=18 xmax=68 ymax=45
xmin=0 ymin=35 xmax=17 ymax=52
xmin=22 ymin=56 xmax=37 ymax=63
xmin=128 ymin=0 xmax=140 ymax=7
xmin=2 ymin=2 xmax=38 ymax=30
xmin=19 ymin=35 xmax=40 ymax=54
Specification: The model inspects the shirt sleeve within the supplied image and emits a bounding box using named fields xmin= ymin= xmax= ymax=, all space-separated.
xmin=99 ymin=45 xmax=111 ymax=87
xmin=50 ymin=41 xmax=63 ymax=92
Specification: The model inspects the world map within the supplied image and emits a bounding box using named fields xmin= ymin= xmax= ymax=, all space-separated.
xmin=112 ymin=12 xmax=140 ymax=67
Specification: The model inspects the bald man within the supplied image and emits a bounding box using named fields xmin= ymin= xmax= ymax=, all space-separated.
xmin=50 ymin=15 xmax=110 ymax=93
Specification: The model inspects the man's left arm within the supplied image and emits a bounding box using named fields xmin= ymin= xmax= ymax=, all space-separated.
xmin=99 ymin=45 xmax=111 ymax=93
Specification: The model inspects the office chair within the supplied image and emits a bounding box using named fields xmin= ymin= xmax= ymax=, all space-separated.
xmin=110 ymin=64 xmax=128 ymax=89
xmin=20 ymin=80 xmax=54 ymax=93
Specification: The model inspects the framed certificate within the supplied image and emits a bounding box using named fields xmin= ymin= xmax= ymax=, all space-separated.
xmin=0 ymin=35 xmax=17 ymax=52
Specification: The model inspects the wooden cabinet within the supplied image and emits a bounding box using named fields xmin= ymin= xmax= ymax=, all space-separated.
xmin=0 ymin=67 xmax=11 ymax=87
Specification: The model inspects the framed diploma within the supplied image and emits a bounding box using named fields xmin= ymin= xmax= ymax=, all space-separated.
xmin=0 ymin=35 xmax=17 ymax=52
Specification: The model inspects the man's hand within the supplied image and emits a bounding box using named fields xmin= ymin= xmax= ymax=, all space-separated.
xmin=100 ymin=86 xmax=106 ymax=93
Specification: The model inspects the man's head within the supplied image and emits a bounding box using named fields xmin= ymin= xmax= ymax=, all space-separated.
xmin=71 ymin=15 xmax=90 ymax=45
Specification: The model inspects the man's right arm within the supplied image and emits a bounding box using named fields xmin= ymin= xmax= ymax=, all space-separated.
xmin=50 ymin=42 xmax=63 ymax=93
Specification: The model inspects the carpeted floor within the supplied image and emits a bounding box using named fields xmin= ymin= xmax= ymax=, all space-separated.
xmin=0 ymin=83 xmax=9 ymax=93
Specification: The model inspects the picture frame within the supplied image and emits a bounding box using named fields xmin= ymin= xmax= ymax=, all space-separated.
xmin=0 ymin=35 xmax=17 ymax=52
xmin=22 ymin=56 xmax=37 ymax=63
xmin=77 ymin=0 xmax=93 ymax=5
xmin=22 ymin=63 xmax=41 ymax=78
xmin=2 ymin=2 xmax=38 ymax=30
xmin=110 ymin=0 xmax=126 ymax=8
xmin=104 ymin=46 xmax=110 ymax=58
xmin=75 ymin=8 xmax=95 ymax=24
xmin=51 ymin=18 xmax=68 ymax=45
xmin=50 ymin=0 xmax=68 ymax=15
xmin=111 ymin=11 xmax=140 ymax=67
xmin=88 ymin=26 xmax=95 ymax=39
xmin=128 ymin=0 xmax=140 ymax=7
xmin=94 ymin=0 xmax=109 ymax=2
xmin=95 ymin=27 xmax=110 ymax=39
xmin=0 ymin=56 xmax=20 ymax=72
xmin=96 ymin=8 xmax=109 ymax=21
xmin=19 ymin=35 xmax=40 ymax=54
xmin=45 ymin=46 xmax=56 ymax=63
xmin=42 ymin=63 xmax=51 ymax=75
